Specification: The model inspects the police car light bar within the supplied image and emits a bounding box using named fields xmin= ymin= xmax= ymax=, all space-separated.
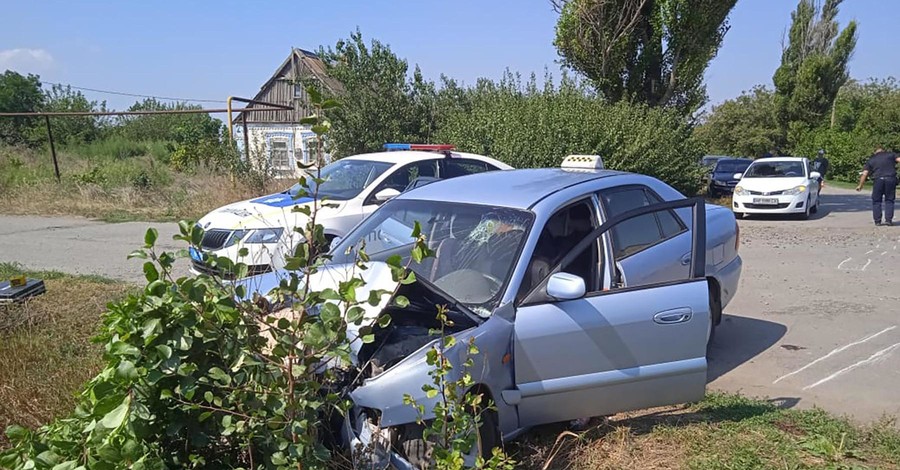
xmin=561 ymin=154 xmax=605 ymax=170
xmin=383 ymin=143 xmax=457 ymax=152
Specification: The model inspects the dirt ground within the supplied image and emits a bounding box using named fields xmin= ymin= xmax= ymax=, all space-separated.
xmin=711 ymin=185 xmax=900 ymax=423
xmin=1 ymin=185 xmax=898 ymax=424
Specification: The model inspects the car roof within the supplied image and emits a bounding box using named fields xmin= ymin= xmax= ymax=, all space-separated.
xmin=751 ymin=157 xmax=805 ymax=163
xmin=342 ymin=150 xmax=510 ymax=167
xmin=396 ymin=168 xmax=625 ymax=209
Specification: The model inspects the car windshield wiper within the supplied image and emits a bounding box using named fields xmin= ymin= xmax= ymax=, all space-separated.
xmin=410 ymin=269 xmax=486 ymax=325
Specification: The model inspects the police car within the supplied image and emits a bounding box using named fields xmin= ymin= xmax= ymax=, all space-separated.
xmin=190 ymin=144 xmax=511 ymax=276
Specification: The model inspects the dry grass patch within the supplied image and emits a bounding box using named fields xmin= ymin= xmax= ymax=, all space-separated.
xmin=0 ymin=173 xmax=279 ymax=222
xmin=512 ymin=394 xmax=900 ymax=470
xmin=0 ymin=145 xmax=282 ymax=222
xmin=0 ymin=263 xmax=131 ymax=446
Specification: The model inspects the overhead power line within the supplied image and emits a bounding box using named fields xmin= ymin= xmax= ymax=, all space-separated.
xmin=41 ymin=81 xmax=227 ymax=104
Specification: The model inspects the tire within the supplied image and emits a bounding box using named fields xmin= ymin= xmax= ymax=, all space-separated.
xmin=798 ymin=196 xmax=811 ymax=220
xmin=399 ymin=401 xmax=501 ymax=469
xmin=810 ymin=197 xmax=819 ymax=214
xmin=707 ymin=284 xmax=721 ymax=354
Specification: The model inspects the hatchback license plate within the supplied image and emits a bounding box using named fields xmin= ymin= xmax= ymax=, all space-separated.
xmin=753 ymin=197 xmax=779 ymax=205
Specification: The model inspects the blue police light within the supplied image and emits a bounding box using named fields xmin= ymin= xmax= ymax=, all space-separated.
xmin=383 ymin=143 xmax=412 ymax=151
xmin=383 ymin=143 xmax=456 ymax=152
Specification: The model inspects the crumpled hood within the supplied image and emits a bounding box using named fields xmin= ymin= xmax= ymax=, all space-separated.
xmin=235 ymin=261 xmax=402 ymax=362
xmin=197 ymin=192 xmax=342 ymax=231
xmin=737 ymin=177 xmax=808 ymax=192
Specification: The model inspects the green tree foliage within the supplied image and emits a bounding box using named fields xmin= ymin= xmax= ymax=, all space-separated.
xmin=116 ymin=98 xmax=222 ymax=144
xmin=694 ymin=86 xmax=780 ymax=158
xmin=553 ymin=0 xmax=737 ymax=113
xmin=438 ymin=72 xmax=704 ymax=195
xmin=320 ymin=30 xmax=437 ymax=156
xmin=701 ymin=78 xmax=900 ymax=182
xmin=773 ymin=0 xmax=858 ymax=144
xmin=41 ymin=84 xmax=107 ymax=145
xmin=0 ymin=71 xmax=44 ymax=147
xmin=792 ymin=79 xmax=900 ymax=180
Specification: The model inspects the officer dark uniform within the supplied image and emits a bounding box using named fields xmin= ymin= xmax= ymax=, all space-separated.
xmin=856 ymin=147 xmax=900 ymax=226
xmin=813 ymin=150 xmax=830 ymax=192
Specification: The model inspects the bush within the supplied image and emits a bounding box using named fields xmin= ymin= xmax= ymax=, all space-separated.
xmin=65 ymin=136 xmax=160 ymax=161
xmin=437 ymin=72 xmax=705 ymax=195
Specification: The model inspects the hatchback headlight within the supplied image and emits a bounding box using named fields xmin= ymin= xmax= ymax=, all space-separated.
xmin=243 ymin=228 xmax=284 ymax=244
xmin=784 ymin=185 xmax=807 ymax=196
xmin=734 ymin=186 xmax=748 ymax=196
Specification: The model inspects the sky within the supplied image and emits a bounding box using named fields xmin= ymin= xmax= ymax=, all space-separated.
xmin=1 ymin=0 xmax=898 ymax=113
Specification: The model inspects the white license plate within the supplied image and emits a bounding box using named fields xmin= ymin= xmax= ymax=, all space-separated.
xmin=753 ymin=197 xmax=779 ymax=205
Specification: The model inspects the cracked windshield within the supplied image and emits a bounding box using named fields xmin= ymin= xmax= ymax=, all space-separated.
xmin=331 ymin=199 xmax=532 ymax=315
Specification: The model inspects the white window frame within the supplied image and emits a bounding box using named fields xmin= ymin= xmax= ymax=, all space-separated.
xmin=269 ymin=138 xmax=292 ymax=170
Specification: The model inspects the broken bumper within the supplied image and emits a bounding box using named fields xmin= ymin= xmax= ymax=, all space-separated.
xmin=341 ymin=407 xmax=416 ymax=470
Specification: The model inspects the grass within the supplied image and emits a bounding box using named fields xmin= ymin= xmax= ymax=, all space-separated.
xmin=0 ymin=143 xmax=281 ymax=222
xmin=514 ymin=393 xmax=900 ymax=469
xmin=826 ymin=179 xmax=872 ymax=191
xmin=0 ymin=262 xmax=131 ymax=446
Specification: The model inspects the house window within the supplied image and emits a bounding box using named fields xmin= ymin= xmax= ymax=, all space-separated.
xmin=304 ymin=137 xmax=320 ymax=166
xmin=294 ymin=84 xmax=304 ymax=99
xmin=270 ymin=140 xmax=291 ymax=169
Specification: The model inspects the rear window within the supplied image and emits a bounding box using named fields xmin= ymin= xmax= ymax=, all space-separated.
xmin=600 ymin=186 xmax=687 ymax=259
xmin=714 ymin=160 xmax=751 ymax=174
xmin=442 ymin=159 xmax=495 ymax=178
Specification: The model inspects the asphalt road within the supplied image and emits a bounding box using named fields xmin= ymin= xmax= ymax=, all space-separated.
xmin=711 ymin=185 xmax=900 ymax=423
xmin=1 ymin=186 xmax=898 ymax=423
xmin=0 ymin=215 xmax=190 ymax=283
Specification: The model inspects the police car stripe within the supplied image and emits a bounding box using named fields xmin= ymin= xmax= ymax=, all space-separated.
xmin=250 ymin=194 xmax=314 ymax=207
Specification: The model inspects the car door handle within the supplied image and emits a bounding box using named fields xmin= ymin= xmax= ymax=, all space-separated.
xmin=653 ymin=308 xmax=692 ymax=325
xmin=680 ymin=253 xmax=691 ymax=266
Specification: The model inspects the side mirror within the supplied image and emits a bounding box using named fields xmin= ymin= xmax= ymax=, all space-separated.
xmin=733 ymin=173 xmax=744 ymax=180
xmin=329 ymin=236 xmax=342 ymax=251
xmin=374 ymin=188 xmax=401 ymax=202
xmin=546 ymin=272 xmax=586 ymax=301
xmin=810 ymin=171 xmax=821 ymax=180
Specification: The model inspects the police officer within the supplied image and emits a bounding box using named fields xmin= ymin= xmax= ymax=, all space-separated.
xmin=856 ymin=146 xmax=900 ymax=226
xmin=813 ymin=149 xmax=830 ymax=192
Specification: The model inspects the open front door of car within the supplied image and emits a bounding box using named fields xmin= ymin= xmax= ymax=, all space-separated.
xmin=506 ymin=198 xmax=710 ymax=428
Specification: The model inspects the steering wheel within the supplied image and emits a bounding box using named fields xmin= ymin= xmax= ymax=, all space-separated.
xmin=482 ymin=273 xmax=503 ymax=291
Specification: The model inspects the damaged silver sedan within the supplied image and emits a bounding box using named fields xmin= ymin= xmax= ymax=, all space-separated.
xmin=242 ymin=164 xmax=740 ymax=468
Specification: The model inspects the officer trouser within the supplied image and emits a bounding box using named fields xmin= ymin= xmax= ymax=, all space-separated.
xmin=872 ymin=176 xmax=898 ymax=223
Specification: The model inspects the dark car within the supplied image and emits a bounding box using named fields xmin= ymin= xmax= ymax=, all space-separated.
xmin=708 ymin=158 xmax=752 ymax=198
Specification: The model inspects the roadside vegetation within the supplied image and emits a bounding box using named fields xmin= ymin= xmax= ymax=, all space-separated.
xmin=0 ymin=144 xmax=278 ymax=222
xmin=0 ymin=263 xmax=131 ymax=443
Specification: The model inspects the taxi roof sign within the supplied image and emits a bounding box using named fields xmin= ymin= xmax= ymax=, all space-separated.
xmin=561 ymin=154 xmax=604 ymax=170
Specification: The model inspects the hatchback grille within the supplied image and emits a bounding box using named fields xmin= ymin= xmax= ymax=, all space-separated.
xmin=744 ymin=203 xmax=790 ymax=209
xmin=749 ymin=190 xmax=784 ymax=196
xmin=201 ymin=229 xmax=232 ymax=250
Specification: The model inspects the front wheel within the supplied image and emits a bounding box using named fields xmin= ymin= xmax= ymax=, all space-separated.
xmin=798 ymin=196 xmax=811 ymax=220
xmin=399 ymin=404 xmax=502 ymax=468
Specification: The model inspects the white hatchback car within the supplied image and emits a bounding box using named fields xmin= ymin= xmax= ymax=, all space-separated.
xmin=190 ymin=144 xmax=511 ymax=276
xmin=732 ymin=157 xmax=821 ymax=220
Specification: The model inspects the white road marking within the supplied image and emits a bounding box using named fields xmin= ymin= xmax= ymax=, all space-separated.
xmin=803 ymin=342 xmax=900 ymax=390
xmin=773 ymin=326 xmax=897 ymax=384
xmin=837 ymin=257 xmax=852 ymax=269
xmin=865 ymin=250 xmax=874 ymax=255
xmin=881 ymin=251 xmax=888 ymax=256
xmin=861 ymin=259 xmax=872 ymax=271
